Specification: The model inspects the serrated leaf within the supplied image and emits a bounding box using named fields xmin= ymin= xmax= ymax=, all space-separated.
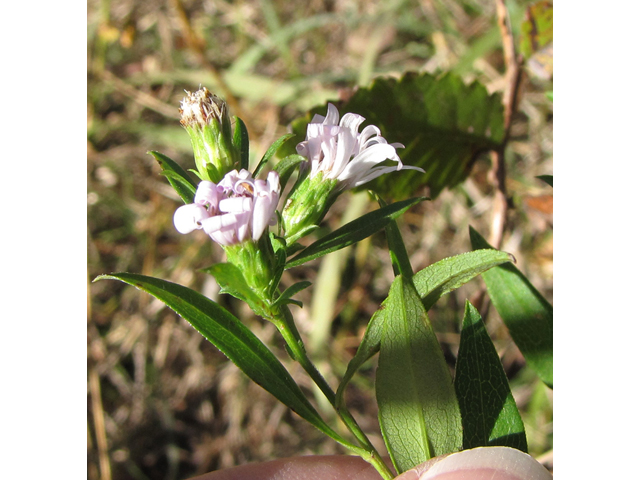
xmin=94 ymin=273 xmax=342 ymax=442
xmin=469 ymin=227 xmax=553 ymax=388
xmin=286 ymin=197 xmax=425 ymax=268
xmin=414 ymin=249 xmax=515 ymax=311
xmin=377 ymin=276 xmax=462 ymax=473
xmin=201 ymin=263 xmax=270 ymax=318
xmin=273 ymin=281 xmax=312 ymax=308
xmin=253 ymin=134 xmax=296 ymax=178
xmin=148 ymin=150 xmax=197 ymax=204
xmin=288 ymin=72 xmax=504 ymax=199
xmin=233 ymin=116 xmax=250 ymax=171
xmin=455 ymin=301 xmax=527 ymax=452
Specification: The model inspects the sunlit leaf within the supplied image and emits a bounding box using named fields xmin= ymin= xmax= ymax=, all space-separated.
xmin=414 ymin=249 xmax=515 ymax=311
xmin=253 ymin=133 xmax=296 ymax=177
xmin=377 ymin=276 xmax=462 ymax=473
xmin=94 ymin=273 xmax=344 ymax=443
xmin=148 ymin=150 xmax=197 ymax=204
xmin=469 ymin=227 xmax=553 ymax=388
xmin=233 ymin=116 xmax=250 ymax=171
xmin=455 ymin=301 xmax=528 ymax=452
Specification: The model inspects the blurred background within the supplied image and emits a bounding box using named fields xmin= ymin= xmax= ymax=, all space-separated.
xmin=87 ymin=0 xmax=552 ymax=479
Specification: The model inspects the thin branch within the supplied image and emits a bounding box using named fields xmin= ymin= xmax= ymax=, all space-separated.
xmin=488 ymin=0 xmax=523 ymax=249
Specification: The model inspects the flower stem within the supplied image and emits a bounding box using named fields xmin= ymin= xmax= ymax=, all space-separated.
xmin=271 ymin=305 xmax=395 ymax=480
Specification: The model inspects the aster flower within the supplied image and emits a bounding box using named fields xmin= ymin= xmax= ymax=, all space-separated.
xmin=282 ymin=104 xmax=423 ymax=243
xmin=295 ymin=103 xmax=423 ymax=190
xmin=174 ymin=169 xmax=280 ymax=246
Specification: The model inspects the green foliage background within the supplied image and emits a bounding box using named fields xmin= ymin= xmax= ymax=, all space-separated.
xmin=88 ymin=0 xmax=552 ymax=478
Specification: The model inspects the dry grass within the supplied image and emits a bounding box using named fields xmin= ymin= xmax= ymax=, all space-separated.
xmin=88 ymin=0 xmax=552 ymax=478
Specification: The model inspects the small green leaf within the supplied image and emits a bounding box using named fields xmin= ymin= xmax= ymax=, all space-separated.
xmin=148 ymin=150 xmax=197 ymax=204
xmin=537 ymin=175 xmax=553 ymax=187
xmin=233 ymin=116 xmax=250 ymax=171
xmin=253 ymin=134 xmax=296 ymax=177
xmin=414 ymin=249 xmax=515 ymax=311
xmin=469 ymin=227 xmax=553 ymax=388
xmin=201 ymin=263 xmax=269 ymax=317
xmin=273 ymin=281 xmax=312 ymax=308
xmin=377 ymin=276 xmax=462 ymax=473
xmin=94 ymin=273 xmax=342 ymax=442
xmin=287 ymin=197 xmax=426 ymax=268
xmin=455 ymin=301 xmax=528 ymax=452
xmin=274 ymin=154 xmax=307 ymax=192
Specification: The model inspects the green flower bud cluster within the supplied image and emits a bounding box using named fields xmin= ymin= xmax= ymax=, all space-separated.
xmin=180 ymin=87 xmax=240 ymax=183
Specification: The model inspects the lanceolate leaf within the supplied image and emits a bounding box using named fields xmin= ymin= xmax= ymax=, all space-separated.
xmin=455 ymin=301 xmax=528 ymax=452
xmin=469 ymin=227 xmax=553 ymax=388
xmin=95 ymin=273 xmax=343 ymax=443
xmin=148 ymin=150 xmax=197 ymax=204
xmin=273 ymin=281 xmax=312 ymax=308
xmin=286 ymin=197 xmax=426 ymax=268
xmin=253 ymin=133 xmax=295 ymax=177
xmin=274 ymin=154 xmax=307 ymax=192
xmin=233 ymin=117 xmax=250 ymax=171
xmin=337 ymin=249 xmax=513 ymax=418
xmin=414 ymin=249 xmax=515 ymax=311
xmin=288 ymin=72 xmax=504 ymax=199
xmin=377 ymin=276 xmax=462 ymax=473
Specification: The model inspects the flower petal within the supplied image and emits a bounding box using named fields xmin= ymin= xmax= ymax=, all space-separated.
xmin=173 ymin=204 xmax=210 ymax=234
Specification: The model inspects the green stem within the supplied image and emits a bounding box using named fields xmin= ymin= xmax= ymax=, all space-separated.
xmin=271 ymin=305 xmax=395 ymax=480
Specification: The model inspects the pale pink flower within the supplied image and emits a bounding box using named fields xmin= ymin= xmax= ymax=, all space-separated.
xmin=296 ymin=103 xmax=423 ymax=190
xmin=174 ymin=169 xmax=280 ymax=246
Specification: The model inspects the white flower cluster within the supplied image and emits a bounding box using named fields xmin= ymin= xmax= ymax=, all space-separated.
xmin=296 ymin=103 xmax=422 ymax=190
xmin=174 ymin=169 xmax=280 ymax=246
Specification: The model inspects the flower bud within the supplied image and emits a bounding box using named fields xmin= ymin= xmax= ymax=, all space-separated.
xmin=180 ymin=87 xmax=240 ymax=183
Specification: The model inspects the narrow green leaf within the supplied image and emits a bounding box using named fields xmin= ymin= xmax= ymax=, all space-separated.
xmin=148 ymin=150 xmax=197 ymax=204
xmin=94 ymin=273 xmax=341 ymax=441
xmin=455 ymin=301 xmax=528 ymax=452
xmin=201 ymin=263 xmax=270 ymax=318
xmin=469 ymin=227 xmax=553 ymax=388
xmin=287 ymin=197 xmax=426 ymax=268
xmin=253 ymin=134 xmax=296 ymax=177
xmin=414 ymin=250 xmax=515 ymax=311
xmin=337 ymin=251 xmax=513 ymax=418
xmin=233 ymin=116 xmax=250 ymax=171
xmin=273 ymin=281 xmax=312 ymax=308
xmin=377 ymin=276 xmax=462 ymax=473
xmin=274 ymin=154 xmax=307 ymax=192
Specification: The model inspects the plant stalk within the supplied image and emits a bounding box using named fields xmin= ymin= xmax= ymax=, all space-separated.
xmin=271 ymin=305 xmax=395 ymax=480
